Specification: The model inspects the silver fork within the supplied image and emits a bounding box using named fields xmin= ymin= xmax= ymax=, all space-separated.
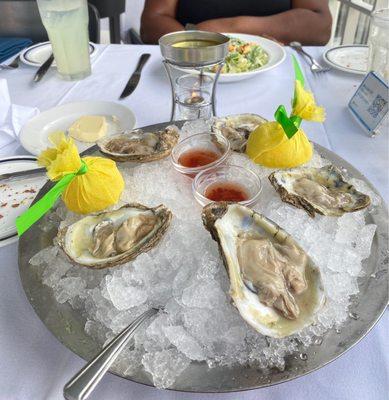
xmin=63 ymin=308 xmax=158 ymax=400
xmin=289 ymin=42 xmax=330 ymax=73
xmin=0 ymin=55 xmax=20 ymax=70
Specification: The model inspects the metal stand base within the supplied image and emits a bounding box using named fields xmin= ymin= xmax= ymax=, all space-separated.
xmin=162 ymin=60 xmax=225 ymax=122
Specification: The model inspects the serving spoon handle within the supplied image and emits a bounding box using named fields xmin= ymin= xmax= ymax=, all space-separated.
xmin=63 ymin=308 xmax=158 ymax=400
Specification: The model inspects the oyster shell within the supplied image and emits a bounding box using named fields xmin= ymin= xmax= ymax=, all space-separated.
xmin=211 ymin=114 xmax=266 ymax=152
xmin=57 ymin=203 xmax=172 ymax=268
xmin=269 ymin=165 xmax=371 ymax=217
xmin=202 ymin=202 xmax=325 ymax=338
xmin=97 ymin=126 xmax=179 ymax=162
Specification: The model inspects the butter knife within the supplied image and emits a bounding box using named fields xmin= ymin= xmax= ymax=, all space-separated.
xmin=119 ymin=53 xmax=150 ymax=100
xmin=0 ymin=167 xmax=46 ymax=182
xmin=33 ymin=53 xmax=54 ymax=83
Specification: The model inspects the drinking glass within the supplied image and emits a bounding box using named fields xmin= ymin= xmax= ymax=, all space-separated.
xmin=368 ymin=8 xmax=389 ymax=81
xmin=36 ymin=0 xmax=91 ymax=81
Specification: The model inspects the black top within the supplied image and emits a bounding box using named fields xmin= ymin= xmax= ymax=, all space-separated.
xmin=176 ymin=0 xmax=291 ymax=25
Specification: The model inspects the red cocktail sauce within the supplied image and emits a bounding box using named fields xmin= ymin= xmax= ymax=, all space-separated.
xmin=205 ymin=182 xmax=249 ymax=202
xmin=178 ymin=148 xmax=220 ymax=168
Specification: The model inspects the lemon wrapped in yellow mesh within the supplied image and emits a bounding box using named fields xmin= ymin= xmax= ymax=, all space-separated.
xmin=38 ymin=132 xmax=124 ymax=214
xmin=246 ymin=62 xmax=325 ymax=169
xmin=292 ymin=80 xmax=325 ymax=122
xmin=246 ymin=121 xmax=312 ymax=168
xmin=38 ymin=131 xmax=81 ymax=180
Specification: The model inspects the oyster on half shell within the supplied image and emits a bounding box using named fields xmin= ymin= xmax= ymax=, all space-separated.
xmin=97 ymin=126 xmax=179 ymax=162
xmin=57 ymin=203 xmax=172 ymax=268
xmin=269 ymin=165 xmax=371 ymax=217
xmin=202 ymin=202 xmax=325 ymax=338
xmin=211 ymin=114 xmax=266 ymax=152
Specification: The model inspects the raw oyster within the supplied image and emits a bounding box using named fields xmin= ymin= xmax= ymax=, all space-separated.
xmin=202 ymin=202 xmax=325 ymax=338
xmin=269 ymin=165 xmax=371 ymax=217
xmin=57 ymin=203 xmax=172 ymax=268
xmin=97 ymin=126 xmax=179 ymax=162
xmin=211 ymin=114 xmax=266 ymax=152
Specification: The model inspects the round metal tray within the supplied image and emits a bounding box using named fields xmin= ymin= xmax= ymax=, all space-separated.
xmin=18 ymin=122 xmax=388 ymax=393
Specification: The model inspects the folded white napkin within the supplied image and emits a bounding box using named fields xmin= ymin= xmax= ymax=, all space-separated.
xmin=0 ymin=78 xmax=39 ymax=151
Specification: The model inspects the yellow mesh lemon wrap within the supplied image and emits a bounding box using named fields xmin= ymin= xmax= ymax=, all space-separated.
xmin=292 ymin=80 xmax=325 ymax=122
xmin=38 ymin=131 xmax=82 ymax=180
xmin=246 ymin=121 xmax=313 ymax=168
xmin=38 ymin=132 xmax=124 ymax=214
xmin=63 ymin=156 xmax=124 ymax=214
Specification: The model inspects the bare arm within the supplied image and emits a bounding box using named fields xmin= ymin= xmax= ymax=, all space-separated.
xmin=197 ymin=0 xmax=332 ymax=45
xmin=140 ymin=0 xmax=183 ymax=44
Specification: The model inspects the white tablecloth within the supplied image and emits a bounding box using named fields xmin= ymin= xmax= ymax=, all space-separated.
xmin=0 ymin=45 xmax=388 ymax=400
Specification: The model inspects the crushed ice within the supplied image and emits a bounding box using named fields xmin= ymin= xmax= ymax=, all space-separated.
xmin=29 ymin=120 xmax=380 ymax=389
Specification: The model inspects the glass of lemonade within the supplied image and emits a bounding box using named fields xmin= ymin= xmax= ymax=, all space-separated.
xmin=36 ymin=0 xmax=91 ymax=80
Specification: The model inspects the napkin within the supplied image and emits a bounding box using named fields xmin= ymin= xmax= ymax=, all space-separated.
xmin=0 ymin=37 xmax=32 ymax=63
xmin=0 ymin=79 xmax=39 ymax=151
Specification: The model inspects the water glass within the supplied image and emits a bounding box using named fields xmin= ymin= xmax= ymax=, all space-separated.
xmin=368 ymin=8 xmax=389 ymax=81
xmin=36 ymin=0 xmax=91 ymax=81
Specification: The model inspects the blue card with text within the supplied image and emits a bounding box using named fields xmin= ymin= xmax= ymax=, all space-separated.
xmin=348 ymin=72 xmax=388 ymax=135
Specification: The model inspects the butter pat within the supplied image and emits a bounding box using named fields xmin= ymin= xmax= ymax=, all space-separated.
xmin=69 ymin=115 xmax=107 ymax=143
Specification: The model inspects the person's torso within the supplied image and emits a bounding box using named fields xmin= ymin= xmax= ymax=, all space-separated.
xmin=176 ymin=0 xmax=292 ymax=25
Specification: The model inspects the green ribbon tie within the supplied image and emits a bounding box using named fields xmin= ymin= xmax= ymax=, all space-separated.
xmin=274 ymin=105 xmax=302 ymax=139
xmin=16 ymin=161 xmax=88 ymax=236
xmin=292 ymin=54 xmax=305 ymax=111
xmin=292 ymin=54 xmax=305 ymax=86
xmin=274 ymin=56 xmax=305 ymax=139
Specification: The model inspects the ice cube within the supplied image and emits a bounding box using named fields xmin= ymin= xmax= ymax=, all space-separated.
xmin=181 ymin=279 xmax=227 ymax=309
xmin=115 ymin=349 xmax=144 ymax=376
xmin=29 ymin=246 xmax=59 ymax=266
xmin=53 ymin=277 xmax=86 ymax=304
xmin=106 ymin=276 xmax=147 ymax=310
xmin=335 ymin=212 xmax=366 ymax=244
xmin=163 ymin=325 xmax=206 ymax=361
xmin=355 ymin=224 xmax=376 ymax=259
xmin=84 ymin=319 xmax=108 ymax=343
xmin=144 ymin=313 xmax=172 ymax=351
xmin=181 ymin=119 xmax=212 ymax=138
xmin=327 ymin=243 xmax=362 ymax=276
xmin=161 ymin=306 xmax=184 ymax=336
xmin=142 ymin=348 xmax=191 ymax=389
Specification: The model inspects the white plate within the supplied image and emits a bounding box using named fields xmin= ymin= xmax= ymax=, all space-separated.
xmin=19 ymin=101 xmax=136 ymax=156
xmin=209 ymin=33 xmax=286 ymax=83
xmin=20 ymin=41 xmax=97 ymax=67
xmin=0 ymin=156 xmax=46 ymax=247
xmin=323 ymin=45 xmax=368 ymax=75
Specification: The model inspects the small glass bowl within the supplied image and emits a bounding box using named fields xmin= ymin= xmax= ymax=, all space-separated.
xmin=192 ymin=164 xmax=262 ymax=207
xmin=170 ymin=132 xmax=231 ymax=177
